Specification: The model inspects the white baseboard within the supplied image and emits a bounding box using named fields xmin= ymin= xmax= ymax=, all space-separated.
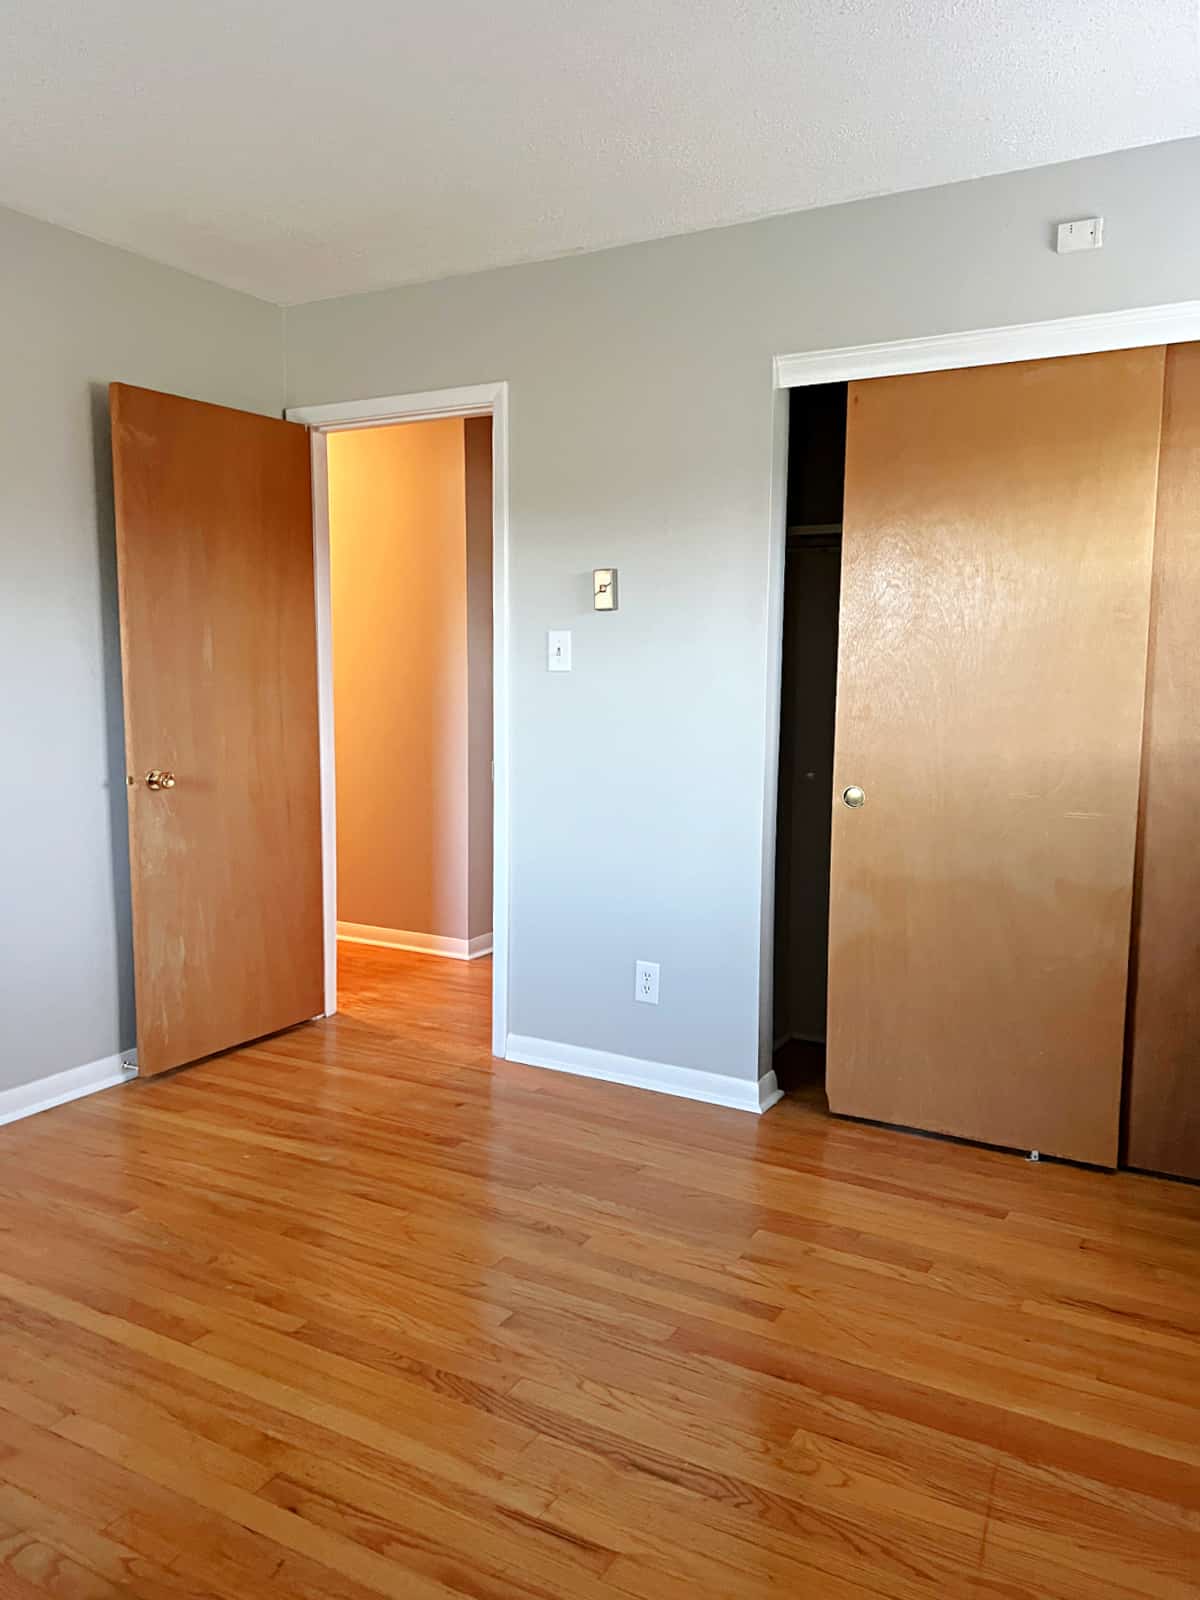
xmin=0 ymin=1049 xmax=136 ymax=1129
xmin=505 ymin=1034 xmax=782 ymax=1115
xmin=337 ymin=922 xmax=493 ymax=961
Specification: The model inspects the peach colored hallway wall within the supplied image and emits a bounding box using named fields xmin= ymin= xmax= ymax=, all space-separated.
xmin=330 ymin=417 xmax=491 ymax=943
xmin=464 ymin=417 xmax=494 ymax=941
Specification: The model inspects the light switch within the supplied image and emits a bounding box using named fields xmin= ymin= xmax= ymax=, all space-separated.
xmin=547 ymin=630 xmax=572 ymax=672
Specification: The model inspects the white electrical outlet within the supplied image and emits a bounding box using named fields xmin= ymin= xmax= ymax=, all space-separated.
xmin=635 ymin=960 xmax=660 ymax=1005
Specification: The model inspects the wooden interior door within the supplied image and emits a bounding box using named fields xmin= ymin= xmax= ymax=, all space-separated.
xmin=1125 ymin=341 xmax=1200 ymax=1180
xmin=825 ymin=349 xmax=1166 ymax=1166
xmin=111 ymin=384 xmax=323 ymax=1076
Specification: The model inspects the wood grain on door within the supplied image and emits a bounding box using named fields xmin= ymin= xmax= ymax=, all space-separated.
xmin=826 ymin=349 xmax=1166 ymax=1165
xmin=111 ymin=384 xmax=323 ymax=1075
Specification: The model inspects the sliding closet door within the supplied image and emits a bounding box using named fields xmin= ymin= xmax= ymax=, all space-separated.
xmin=1126 ymin=341 xmax=1200 ymax=1180
xmin=825 ymin=349 xmax=1165 ymax=1166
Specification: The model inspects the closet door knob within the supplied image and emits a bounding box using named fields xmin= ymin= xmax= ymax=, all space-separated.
xmin=842 ymin=785 xmax=865 ymax=809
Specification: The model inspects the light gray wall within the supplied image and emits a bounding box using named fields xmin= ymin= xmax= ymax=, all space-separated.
xmin=284 ymin=137 xmax=1200 ymax=1086
xmin=0 ymin=204 xmax=283 ymax=1094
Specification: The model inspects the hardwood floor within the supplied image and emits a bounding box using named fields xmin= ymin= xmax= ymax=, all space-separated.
xmin=2 ymin=941 xmax=1199 ymax=1599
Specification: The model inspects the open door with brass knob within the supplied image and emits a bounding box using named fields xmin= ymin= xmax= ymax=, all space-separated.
xmin=111 ymin=384 xmax=323 ymax=1076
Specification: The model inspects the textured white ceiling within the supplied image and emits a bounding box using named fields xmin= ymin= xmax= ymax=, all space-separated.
xmin=2 ymin=1 xmax=1197 ymax=305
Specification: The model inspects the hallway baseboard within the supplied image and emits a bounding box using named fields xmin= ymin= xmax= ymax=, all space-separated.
xmin=506 ymin=1033 xmax=782 ymax=1114
xmin=337 ymin=922 xmax=493 ymax=961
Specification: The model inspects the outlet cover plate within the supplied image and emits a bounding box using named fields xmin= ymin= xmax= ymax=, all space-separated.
xmin=635 ymin=960 xmax=660 ymax=1004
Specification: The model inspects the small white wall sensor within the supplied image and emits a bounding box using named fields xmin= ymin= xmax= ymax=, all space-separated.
xmin=1055 ymin=218 xmax=1103 ymax=254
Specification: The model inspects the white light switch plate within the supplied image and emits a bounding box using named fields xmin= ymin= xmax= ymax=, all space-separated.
xmin=547 ymin=630 xmax=572 ymax=671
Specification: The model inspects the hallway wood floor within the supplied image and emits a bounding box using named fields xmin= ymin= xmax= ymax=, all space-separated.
xmin=1 ymin=942 xmax=1198 ymax=1599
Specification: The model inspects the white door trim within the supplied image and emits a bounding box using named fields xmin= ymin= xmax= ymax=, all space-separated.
xmin=287 ymin=382 xmax=511 ymax=1059
xmin=760 ymin=301 xmax=1200 ymax=1081
xmin=774 ymin=301 xmax=1200 ymax=388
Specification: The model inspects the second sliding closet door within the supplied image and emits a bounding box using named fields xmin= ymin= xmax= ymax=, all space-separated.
xmin=825 ymin=349 xmax=1165 ymax=1166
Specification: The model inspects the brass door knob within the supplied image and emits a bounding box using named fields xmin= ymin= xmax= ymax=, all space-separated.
xmin=842 ymin=785 xmax=866 ymax=809
xmin=145 ymin=769 xmax=177 ymax=791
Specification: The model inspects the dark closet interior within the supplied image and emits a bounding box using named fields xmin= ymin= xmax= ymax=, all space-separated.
xmin=772 ymin=382 xmax=846 ymax=1093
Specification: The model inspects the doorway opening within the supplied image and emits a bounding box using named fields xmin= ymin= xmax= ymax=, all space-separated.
xmin=322 ymin=415 xmax=494 ymax=1032
xmin=772 ymin=382 xmax=846 ymax=1097
xmin=288 ymin=382 xmax=511 ymax=1060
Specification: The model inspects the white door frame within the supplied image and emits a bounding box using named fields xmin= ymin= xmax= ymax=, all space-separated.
xmin=759 ymin=300 xmax=1200 ymax=1079
xmin=287 ymin=382 xmax=511 ymax=1059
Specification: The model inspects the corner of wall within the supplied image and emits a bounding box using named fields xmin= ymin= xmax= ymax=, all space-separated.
xmin=279 ymin=303 xmax=290 ymax=414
